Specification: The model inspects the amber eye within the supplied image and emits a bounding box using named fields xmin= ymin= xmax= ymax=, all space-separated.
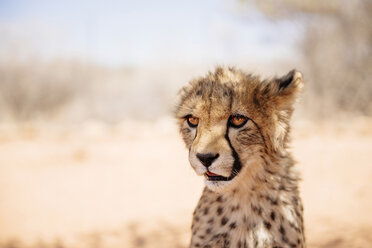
xmin=186 ymin=115 xmax=199 ymax=127
xmin=229 ymin=115 xmax=248 ymax=128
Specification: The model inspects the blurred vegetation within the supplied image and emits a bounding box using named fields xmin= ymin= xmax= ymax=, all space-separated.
xmin=0 ymin=61 xmax=86 ymax=121
xmin=249 ymin=0 xmax=372 ymax=118
xmin=0 ymin=61 xmax=182 ymax=122
xmin=0 ymin=1 xmax=371 ymax=122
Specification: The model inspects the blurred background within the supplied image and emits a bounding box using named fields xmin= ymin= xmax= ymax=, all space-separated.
xmin=0 ymin=0 xmax=371 ymax=247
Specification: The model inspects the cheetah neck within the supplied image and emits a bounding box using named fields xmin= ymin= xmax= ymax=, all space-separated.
xmin=190 ymin=155 xmax=305 ymax=248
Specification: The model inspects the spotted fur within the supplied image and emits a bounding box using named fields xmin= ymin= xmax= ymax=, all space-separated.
xmin=175 ymin=66 xmax=306 ymax=248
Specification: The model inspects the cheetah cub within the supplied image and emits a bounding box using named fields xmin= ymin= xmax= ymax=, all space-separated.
xmin=175 ymin=67 xmax=305 ymax=248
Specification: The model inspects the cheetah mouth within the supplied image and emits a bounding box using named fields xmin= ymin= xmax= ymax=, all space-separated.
xmin=204 ymin=171 xmax=231 ymax=181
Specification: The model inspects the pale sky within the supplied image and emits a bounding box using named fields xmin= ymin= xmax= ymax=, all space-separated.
xmin=0 ymin=0 xmax=304 ymax=67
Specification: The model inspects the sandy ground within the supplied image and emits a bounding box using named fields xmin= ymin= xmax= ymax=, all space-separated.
xmin=0 ymin=117 xmax=371 ymax=248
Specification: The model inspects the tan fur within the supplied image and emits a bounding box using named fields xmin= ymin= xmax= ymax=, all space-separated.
xmin=175 ymin=66 xmax=306 ymax=248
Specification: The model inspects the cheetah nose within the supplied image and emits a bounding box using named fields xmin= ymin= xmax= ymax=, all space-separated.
xmin=196 ymin=153 xmax=219 ymax=168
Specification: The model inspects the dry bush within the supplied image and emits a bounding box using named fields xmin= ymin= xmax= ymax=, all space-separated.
xmin=302 ymin=0 xmax=372 ymax=118
xmin=251 ymin=0 xmax=372 ymax=118
xmin=0 ymin=59 xmax=196 ymax=123
xmin=0 ymin=61 xmax=90 ymax=121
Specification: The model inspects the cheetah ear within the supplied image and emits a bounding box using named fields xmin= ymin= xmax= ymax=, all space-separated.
xmin=267 ymin=69 xmax=304 ymax=108
xmin=265 ymin=70 xmax=303 ymax=152
xmin=276 ymin=69 xmax=304 ymax=96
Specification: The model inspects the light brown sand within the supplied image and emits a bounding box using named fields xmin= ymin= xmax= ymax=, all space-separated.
xmin=0 ymin=118 xmax=371 ymax=248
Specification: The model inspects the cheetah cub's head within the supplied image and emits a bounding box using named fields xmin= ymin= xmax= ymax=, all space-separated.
xmin=175 ymin=67 xmax=303 ymax=192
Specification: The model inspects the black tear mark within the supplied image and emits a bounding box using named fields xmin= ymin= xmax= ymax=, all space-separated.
xmin=224 ymin=124 xmax=242 ymax=180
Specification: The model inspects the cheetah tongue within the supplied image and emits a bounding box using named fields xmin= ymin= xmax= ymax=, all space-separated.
xmin=206 ymin=171 xmax=220 ymax=177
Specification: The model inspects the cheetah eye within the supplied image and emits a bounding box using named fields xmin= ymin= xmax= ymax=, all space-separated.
xmin=185 ymin=115 xmax=199 ymax=128
xmin=229 ymin=115 xmax=248 ymax=128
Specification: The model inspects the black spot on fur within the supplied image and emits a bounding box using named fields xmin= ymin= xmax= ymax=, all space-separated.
xmin=266 ymin=196 xmax=278 ymax=205
xmin=289 ymin=222 xmax=301 ymax=233
xmin=282 ymin=235 xmax=289 ymax=244
xmin=231 ymin=205 xmax=240 ymax=211
xmin=208 ymin=218 xmax=214 ymax=224
xmin=213 ymin=234 xmax=220 ymax=239
xmin=229 ymin=222 xmax=236 ymax=229
xmin=217 ymin=206 xmax=223 ymax=216
xmin=223 ymin=239 xmax=230 ymax=248
xmin=279 ymin=225 xmax=289 ymax=244
xmin=216 ymin=196 xmax=223 ymax=202
xmin=295 ymin=209 xmax=301 ymax=218
xmin=221 ymin=217 xmax=228 ymax=226
xmin=203 ymin=207 xmax=209 ymax=215
xmin=264 ymin=221 xmax=271 ymax=230
xmin=279 ymin=225 xmax=286 ymax=235
xmin=292 ymin=196 xmax=299 ymax=206
xmin=270 ymin=211 xmax=276 ymax=221
xmin=251 ymin=204 xmax=262 ymax=216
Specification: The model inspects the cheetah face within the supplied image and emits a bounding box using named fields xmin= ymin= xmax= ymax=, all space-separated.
xmin=175 ymin=67 xmax=303 ymax=192
xmin=178 ymin=109 xmax=265 ymax=192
